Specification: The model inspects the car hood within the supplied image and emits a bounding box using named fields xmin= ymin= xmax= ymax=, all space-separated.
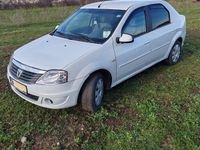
xmin=13 ymin=34 xmax=100 ymax=70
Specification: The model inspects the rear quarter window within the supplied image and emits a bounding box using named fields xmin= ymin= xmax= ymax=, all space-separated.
xmin=149 ymin=4 xmax=170 ymax=30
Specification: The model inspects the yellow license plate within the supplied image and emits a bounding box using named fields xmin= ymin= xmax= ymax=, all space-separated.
xmin=13 ymin=80 xmax=27 ymax=94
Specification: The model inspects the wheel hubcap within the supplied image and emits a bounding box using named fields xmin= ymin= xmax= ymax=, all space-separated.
xmin=172 ymin=44 xmax=181 ymax=63
xmin=95 ymin=78 xmax=104 ymax=106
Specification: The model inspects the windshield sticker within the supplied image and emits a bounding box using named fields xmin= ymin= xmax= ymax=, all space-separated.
xmin=103 ymin=31 xmax=111 ymax=38
xmin=116 ymin=15 xmax=122 ymax=18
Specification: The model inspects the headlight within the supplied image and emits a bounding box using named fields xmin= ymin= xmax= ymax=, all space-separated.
xmin=36 ymin=70 xmax=68 ymax=85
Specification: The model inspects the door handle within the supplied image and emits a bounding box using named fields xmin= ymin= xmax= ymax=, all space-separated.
xmin=144 ymin=41 xmax=151 ymax=45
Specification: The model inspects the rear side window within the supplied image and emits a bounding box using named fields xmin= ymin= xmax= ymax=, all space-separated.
xmin=149 ymin=4 xmax=170 ymax=30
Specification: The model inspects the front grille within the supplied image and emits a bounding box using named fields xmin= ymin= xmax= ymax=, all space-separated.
xmin=10 ymin=62 xmax=43 ymax=84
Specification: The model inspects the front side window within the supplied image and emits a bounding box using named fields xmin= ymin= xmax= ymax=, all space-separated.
xmin=149 ymin=4 xmax=170 ymax=30
xmin=123 ymin=8 xmax=147 ymax=37
xmin=53 ymin=9 xmax=125 ymax=44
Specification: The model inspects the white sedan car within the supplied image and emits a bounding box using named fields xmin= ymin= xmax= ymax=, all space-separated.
xmin=7 ymin=0 xmax=186 ymax=112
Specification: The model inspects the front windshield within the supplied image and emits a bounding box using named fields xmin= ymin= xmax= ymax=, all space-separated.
xmin=53 ymin=9 xmax=125 ymax=44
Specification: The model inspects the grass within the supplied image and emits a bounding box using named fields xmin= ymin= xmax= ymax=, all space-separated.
xmin=0 ymin=0 xmax=200 ymax=149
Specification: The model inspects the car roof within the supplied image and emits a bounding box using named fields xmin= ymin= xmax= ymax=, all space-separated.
xmin=81 ymin=0 xmax=165 ymax=10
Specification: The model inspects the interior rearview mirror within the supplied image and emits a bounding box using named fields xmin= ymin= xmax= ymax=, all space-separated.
xmin=117 ymin=34 xmax=134 ymax=44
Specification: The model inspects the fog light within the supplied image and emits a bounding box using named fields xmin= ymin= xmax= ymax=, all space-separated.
xmin=44 ymin=98 xmax=53 ymax=104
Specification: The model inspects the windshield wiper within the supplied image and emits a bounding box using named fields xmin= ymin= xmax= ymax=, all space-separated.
xmin=68 ymin=32 xmax=96 ymax=43
xmin=53 ymin=31 xmax=74 ymax=40
xmin=53 ymin=31 xmax=97 ymax=43
xmin=55 ymin=31 xmax=66 ymax=36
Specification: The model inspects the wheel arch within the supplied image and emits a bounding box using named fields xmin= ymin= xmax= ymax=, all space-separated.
xmin=165 ymin=31 xmax=184 ymax=58
xmin=77 ymin=68 xmax=112 ymax=104
xmin=177 ymin=37 xmax=183 ymax=45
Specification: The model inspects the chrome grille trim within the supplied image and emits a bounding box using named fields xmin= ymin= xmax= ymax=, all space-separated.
xmin=12 ymin=59 xmax=46 ymax=74
xmin=9 ymin=59 xmax=46 ymax=84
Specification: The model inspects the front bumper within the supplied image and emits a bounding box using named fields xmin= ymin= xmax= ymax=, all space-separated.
xmin=7 ymin=69 xmax=85 ymax=109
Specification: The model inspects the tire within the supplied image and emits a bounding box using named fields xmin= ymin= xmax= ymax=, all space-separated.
xmin=81 ymin=73 xmax=104 ymax=112
xmin=165 ymin=41 xmax=182 ymax=65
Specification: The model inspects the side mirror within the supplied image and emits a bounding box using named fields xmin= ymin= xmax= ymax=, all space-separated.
xmin=55 ymin=25 xmax=59 ymax=30
xmin=117 ymin=34 xmax=134 ymax=44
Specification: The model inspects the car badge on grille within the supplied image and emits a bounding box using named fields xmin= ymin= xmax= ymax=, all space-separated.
xmin=17 ymin=69 xmax=23 ymax=78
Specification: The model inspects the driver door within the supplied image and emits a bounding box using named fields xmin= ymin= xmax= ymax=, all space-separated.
xmin=114 ymin=7 xmax=153 ymax=81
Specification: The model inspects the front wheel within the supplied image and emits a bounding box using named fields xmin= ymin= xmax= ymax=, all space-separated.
xmin=81 ymin=74 xmax=104 ymax=112
xmin=165 ymin=41 xmax=182 ymax=65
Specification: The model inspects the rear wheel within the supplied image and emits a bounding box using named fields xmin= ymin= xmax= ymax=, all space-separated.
xmin=81 ymin=74 xmax=104 ymax=112
xmin=165 ymin=41 xmax=182 ymax=65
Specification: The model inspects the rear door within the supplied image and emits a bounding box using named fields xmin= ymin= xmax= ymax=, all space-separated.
xmin=146 ymin=4 xmax=175 ymax=61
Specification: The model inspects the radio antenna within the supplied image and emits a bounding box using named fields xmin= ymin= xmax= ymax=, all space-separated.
xmin=98 ymin=1 xmax=105 ymax=8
